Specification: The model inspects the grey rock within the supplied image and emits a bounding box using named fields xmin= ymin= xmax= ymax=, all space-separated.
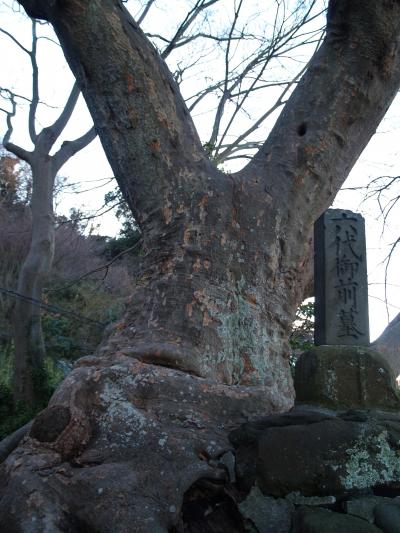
xmin=239 ymin=486 xmax=293 ymax=533
xmin=219 ymin=451 xmax=236 ymax=483
xmin=374 ymin=503 xmax=400 ymax=533
xmin=294 ymin=346 xmax=400 ymax=410
xmin=345 ymin=496 xmax=394 ymax=523
xmin=293 ymin=506 xmax=383 ymax=532
xmin=231 ymin=407 xmax=400 ymax=497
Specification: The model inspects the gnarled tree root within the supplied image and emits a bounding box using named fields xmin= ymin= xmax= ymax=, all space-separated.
xmin=0 ymin=354 xmax=291 ymax=532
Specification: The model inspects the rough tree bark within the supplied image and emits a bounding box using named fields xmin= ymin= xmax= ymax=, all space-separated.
xmin=1 ymin=0 xmax=400 ymax=530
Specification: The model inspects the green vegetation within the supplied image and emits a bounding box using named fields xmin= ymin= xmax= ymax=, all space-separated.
xmin=289 ymin=300 xmax=314 ymax=368
xmin=0 ymin=277 xmax=130 ymax=439
xmin=103 ymin=187 xmax=141 ymax=259
xmin=0 ymin=355 xmax=38 ymax=439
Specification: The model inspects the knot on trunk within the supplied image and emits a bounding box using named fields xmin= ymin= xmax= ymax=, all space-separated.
xmin=29 ymin=404 xmax=91 ymax=459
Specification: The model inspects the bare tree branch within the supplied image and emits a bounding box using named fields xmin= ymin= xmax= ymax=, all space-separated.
xmin=215 ymin=62 xmax=309 ymax=163
xmin=40 ymin=81 xmax=81 ymax=152
xmin=147 ymin=30 xmax=254 ymax=52
xmin=28 ymin=19 xmax=39 ymax=144
xmin=207 ymin=0 xmax=244 ymax=151
xmin=52 ymin=126 xmax=97 ymax=173
xmin=0 ymin=89 xmax=32 ymax=163
xmin=0 ymin=26 xmax=30 ymax=54
xmin=194 ymin=2 xmax=324 ymax=159
xmin=47 ymin=237 xmax=142 ymax=293
xmin=383 ymin=236 xmax=400 ymax=322
xmin=136 ymin=0 xmax=156 ymax=25
xmin=161 ymin=0 xmax=221 ymax=59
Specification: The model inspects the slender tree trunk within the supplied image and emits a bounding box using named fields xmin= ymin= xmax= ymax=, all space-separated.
xmin=12 ymin=159 xmax=55 ymax=405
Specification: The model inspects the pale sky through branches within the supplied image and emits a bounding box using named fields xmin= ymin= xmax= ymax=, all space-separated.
xmin=0 ymin=0 xmax=399 ymax=340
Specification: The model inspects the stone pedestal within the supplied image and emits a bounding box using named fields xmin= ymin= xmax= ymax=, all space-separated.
xmin=294 ymin=345 xmax=400 ymax=410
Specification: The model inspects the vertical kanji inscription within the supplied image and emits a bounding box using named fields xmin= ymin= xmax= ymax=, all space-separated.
xmin=314 ymin=209 xmax=370 ymax=346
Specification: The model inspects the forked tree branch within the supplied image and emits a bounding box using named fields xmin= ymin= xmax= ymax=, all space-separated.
xmin=52 ymin=126 xmax=97 ymax=172
xmin=40 ymin=81 xmax=81 ymax=152
xmin=1 ymin=17 xmax=96 ymax=168
xmin=161 ymin=0 xmax=221 ymax=59
xmin=0 ymin=89 xmax=32 ymax=163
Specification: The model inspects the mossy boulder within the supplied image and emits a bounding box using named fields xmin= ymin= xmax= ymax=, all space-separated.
xmin=230 ymin=408 xmax=400 ymax=498
xmin=294 ymin=346 xmax=400 ymax=410
xmin=292 ymin=506 xmax=382 ymax=533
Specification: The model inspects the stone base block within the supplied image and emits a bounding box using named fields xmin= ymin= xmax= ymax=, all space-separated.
xmin=294 ymin=345 xmax=400 ymax=410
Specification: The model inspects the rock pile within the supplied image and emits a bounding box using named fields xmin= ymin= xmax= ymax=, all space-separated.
xmin=226 ymin=346 xmax=400 ymax=532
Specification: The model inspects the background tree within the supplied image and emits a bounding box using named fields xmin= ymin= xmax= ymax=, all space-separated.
xmin=0 ymin=160 xmax=134 ymax=438
xmin=0 ymin=19 xmax=96 ymax=406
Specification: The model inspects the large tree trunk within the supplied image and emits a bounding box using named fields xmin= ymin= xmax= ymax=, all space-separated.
xmin=12 ymin=159 xmax=55 ymax=406
xmin=2 ymin=0 xmax=400 ymax=530
xmin=16 ymin=0 xmax=400 ymax=392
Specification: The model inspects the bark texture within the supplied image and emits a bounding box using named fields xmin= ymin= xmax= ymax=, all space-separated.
xmin=2 ymin=0 xmax=400 ymax=530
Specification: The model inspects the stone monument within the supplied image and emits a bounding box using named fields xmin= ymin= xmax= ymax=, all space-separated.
xmin=314 ymin=208 xmax=369 ymax=346
xmin=294 ymin=208 xmax=399 ymax=410
xmin=232 ymin=209 xmax=400 ymax=533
